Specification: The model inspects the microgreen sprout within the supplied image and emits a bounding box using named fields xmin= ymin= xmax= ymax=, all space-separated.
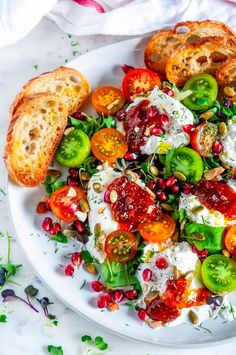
xmin=2 ymin=288 xmax=39 ymax=313
xmin=37 ymin=297 xmax=56 ymax=319
xmin=81 ymin=334 xmax=109 ymax=352
xmin=47 ymin=345 xmax=64 ymax=355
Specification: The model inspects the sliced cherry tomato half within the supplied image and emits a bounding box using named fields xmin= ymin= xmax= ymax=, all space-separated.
xmin=56 ymin=129 xmax=91 ymax=167
xmin=92 ymin=86 xmax=125 ymax=116
xmin=122 ymin=68 xmax=161 ymax=100
xmin=224 ymin=225 xmax=236 ymax=256
xmin=138 ymin=214 xmax=176 ymax=243
xmin=201 ymin=254 xmax=236 ymax=293
xmin=165 ymin=147 xmax=203 ymax=183
xmin=50 ymin=185 xmax=87 ymax=222
xmin=91 ymin=128 xmax=127 ymax=164
xmin=105 ymin=230 xmax=138 ymax=263
xmin=183 ymin=74 xmax=218 ymax=111
xmin=190 ymin=122 xmax=218 ymax=158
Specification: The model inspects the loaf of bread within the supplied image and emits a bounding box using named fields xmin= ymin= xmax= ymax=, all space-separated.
xmin=144 ymin=20 xmax=235 ymax=75
xmin=216 ymin=57 xmax=236 ymax=86
xmin=166 ymin=36 xmax=236 ymax=86
xmin=4 ymin=94 xmax=68 ymax=187
xmin=11 ymin=66 xmax=90 ymax=116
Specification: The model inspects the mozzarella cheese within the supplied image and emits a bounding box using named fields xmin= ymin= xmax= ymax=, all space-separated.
xmin=220 ymin=119 xmax=236 ymax=168
xmin=127 ymin=86 xmax=194 ymax=155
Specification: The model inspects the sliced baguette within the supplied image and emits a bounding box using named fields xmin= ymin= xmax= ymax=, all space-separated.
xmin=166 ymin=36 xmax=236 ymax=86
xmin=4 ymin=94 xmax=68 ymax=187
xmin=144 ymin=20 xmax=235 ymax=74
xmin=10 ymin=66 xmax=90 ymax=116
xmin=216 ymin=57 xmax=236 ymax=86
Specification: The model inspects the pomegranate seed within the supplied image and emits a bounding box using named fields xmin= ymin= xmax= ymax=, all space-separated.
xmin=183 ymin=183 xmax=193 ymax=195
xmin=166 ymin=176 xmax=177 ymax=188
xmin=103 ymin=292 xmax=113 ymax=303
xmin=67 ymin=203 xmax=78 ymax=214
xmin=67 ymin=176 xmax=79 ymax=187
xmin=157 ymin=178 xmax=166 ymax=189
xmin=73 ymin=220 xmax=85 ymax=233
xmin=64 ymin=264 xmax=74 ymax=277
xmin=147 ymin=106 xmax=158 ymax=118
xmin=156 ymin=257 xmax=168 ymax=269
xmin=69 ymin=168 xmax=79 ymax=179
xmin=116 ymin=110 xmax=127 ymax=121
xmin=151 ymin=127 xmax=164 ymax=136
xmin=142 ymin=268 xmax=152 ymax=282
xmin=213 ymin=141 xmax=223 ymax=154
xmin=200 ymin=249 xmax=208 ymax=261
xmin=49 ymin=223 xmax=61 ymax=235
xmin=72 ymin=111 xmax=86 ymax=120
xmin=45 ymin=199 xmax=51 ymax=211
xmin=148 ymin=180 xmax=156 ymax=190
xmin=233 ymin=169 xmax=236 ymax=179
xmin=124 ymin=152 xmax=137 ymax=160
xmin=125 ymin=290 xmax=138 ymax=300
xmin=171 ymin=184 xmax=180 ymax=193
xmin=156 ymin=190 xmax=167 ymax=201
xmin=104 ymin=190 xmax=111 ymax=203
xmin=91 ymin=280 xmax=104 ymax=292
xmin=138 ymin=308 xmax=149 ymax=321
xmin=36 ymin=201 xmax=47 ymax=214
xmin=204 ymin=180 xmax=213 ymax=189
xmin=97 ymin=294 xmax=109 ymax=308
xmin=163 ymin=87 xmax=174 ymax=97
xmin=71 ymin=252 xmax=82 ymax=266
xmin=183 ymin=124 xmax=195 ymax=134
xmin=122 ymin=64 xmax=134 ymax=73
xmin=112 ymin=289 xmax=124 ymax=303
xmin=157 ymin=114 xmax=170 ymax=129
xmin=42 ymin=217 xmax=53 ymax=232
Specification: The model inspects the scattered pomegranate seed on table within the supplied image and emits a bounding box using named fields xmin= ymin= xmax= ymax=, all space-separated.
xmin=64 ymin=264 xmax=75 ymax=277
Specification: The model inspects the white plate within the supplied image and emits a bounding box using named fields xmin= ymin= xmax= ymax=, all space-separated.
xmin=7 ymin=37 xmax=236 ymax=347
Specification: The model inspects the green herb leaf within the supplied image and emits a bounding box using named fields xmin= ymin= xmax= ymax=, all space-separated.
xmin=81 ymin=335 xmax=92 ymax=343
xmin=81 ymin=250 xmax=94 ymax=264
xmin=24 ymin=285 xmax=38 ymax=297
xmin=0 ymin=314 xmax=7 ymax=322
xmin=104 ymin=116 xmax=116 ymax=128
xmin=43 ymin=177 xmax=65 ymax=194
xmin=47 ymin=345 xmax=64 ymax=355
xmin=51 ymin=233 xmax=68 ymax=244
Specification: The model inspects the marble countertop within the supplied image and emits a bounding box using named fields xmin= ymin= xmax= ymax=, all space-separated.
xmin=0 ymin=16 xmax=235 ymax=355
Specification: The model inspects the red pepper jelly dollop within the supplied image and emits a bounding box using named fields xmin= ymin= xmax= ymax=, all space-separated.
xmin=192 ymin=181 xmax=236 ymax=220
xmin=107 ymin=176 xmax=160 ymax=231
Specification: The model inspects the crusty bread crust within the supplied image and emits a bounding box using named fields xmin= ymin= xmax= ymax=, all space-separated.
xmin=166 ymin=36 xmax=236 ymax=86
xmin=4 ymin=94 xmax=68 ymax=187
xmin=10 ymin=66 xmax=90 ymax=117
xmin=216 ymin=57 xmax=236 ymax=86
xmin=144 ymin=20 xmax=235 ymax=74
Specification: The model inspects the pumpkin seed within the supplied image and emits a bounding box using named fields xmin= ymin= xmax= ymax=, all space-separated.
xmin=191 ymin=232 xmax=206 ymax=241
xmin=222 ymin=249 xmax=230 ymax=258
xmin=185 ymin=271 xmax=194 ymax=280
xmin=144 ymin=290 xmax=159 ymax=302
xmin=150 ymin=165 xmax=159 ymax=176
xmin=83 ymin=263 xmax=97 ymax=275
xmin=224 ymin=86 xmax=235 ymax=97
xmin=219 ymin=122 xmax=228 ymax=137
xmin=79 ymin=199 xmax=89 ymax=212
xmin=199 ymin=111 xmax=214 ymax=120
xmin=108 ymin=302 xmax=119 ymax=312
xmin=145 ymin=187 xmax=156 ymax=199
xmin=204 ymin=167 xmax=224 ymax=180
xmin=191 ymin=205 xmax=204 ymax=214
xmin=81 ymin=171 xmax=90 ymax=181
xmin=93 ymin=182 xmax=103 ymax=193
xmin=188 ymin=310 xmax=199 ymax=324
xmin=173 ymin=266 xmax=181 ymax=280
xmin=64 ymin=127 xmax=74 ymax=136
xmin=160 ymin=203 xmax=173 ymax=211
xmin=180 ymin=218 xmax=187 ymax=231
xmin=110 ymin=190 xmax=118 ymax=203
xmin=222 ymin=163 xmax=231 ymax=170
xmin=125 ymin=169 xmax=139 ymax=181
xmin=47 ymin=169 xmax=62 ymax=178
xmin=173 ymin=171 xmax=187 ymax=182
xmin=94 ymin=223 xmax=102 ymax=237
xmin=148 ymin=321 xmax=162 ymax=329
xmin=63 ymin=229 xmax=80 ymax=238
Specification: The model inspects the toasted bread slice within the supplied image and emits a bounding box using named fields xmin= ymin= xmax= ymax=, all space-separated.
xmin=166 ymin=36 xmax=236 ymax=86
xmin=216 ymin=57 xmax=236 ymax=86
xmin=4 ymin=94 xmax=68 ymax=187
xmin=144 ymin=20 xmax=235 ymax=74
xmin=10 ymin=66 xmax=90 ymax=116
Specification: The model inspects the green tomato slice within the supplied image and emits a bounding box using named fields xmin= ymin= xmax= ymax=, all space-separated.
xmin=165 ymin=147 xmax=203 ymax=183
xmin=201 ymin=255 xmax=236 ymax=293
xmin=56 ymin=129 xmax=91 ymax=167
xmin=183 ymin=74 xmax=218 ymax=111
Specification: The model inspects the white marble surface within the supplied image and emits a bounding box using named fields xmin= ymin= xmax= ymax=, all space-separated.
xmin=0 ymin=16 xmax=236 ymax=355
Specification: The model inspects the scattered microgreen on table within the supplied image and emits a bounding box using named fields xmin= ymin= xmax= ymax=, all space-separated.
xmin=81 ymin=334 xmax=109 ymax=352
xmin=47 ymin=345 xmax=64 ymax=355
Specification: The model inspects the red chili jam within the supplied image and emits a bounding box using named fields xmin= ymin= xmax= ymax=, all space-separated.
xmin=107 ymin=176 xmax=160 ymax=231
xmin=192 ymin=181 xmax=236 ymax=220
xmin=146 ymin=295 xmax=181 ymax=323
xmin=123 ymin=100 xmax=165 ymax=153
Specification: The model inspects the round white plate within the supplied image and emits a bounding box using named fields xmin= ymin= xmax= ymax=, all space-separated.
xmin=7 ymin=37 xmax=236 ymax=347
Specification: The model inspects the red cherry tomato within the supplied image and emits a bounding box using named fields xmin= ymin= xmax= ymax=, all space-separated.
xmin=190 ymin=122 xmax=218 ymax=157
xmin=105 ymin=230 xmax=138 ymax=263
xmin=122 ymin=68 xmax=161 ymax=100
xmin=49 ymin=185 xmax=87 ymax=222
